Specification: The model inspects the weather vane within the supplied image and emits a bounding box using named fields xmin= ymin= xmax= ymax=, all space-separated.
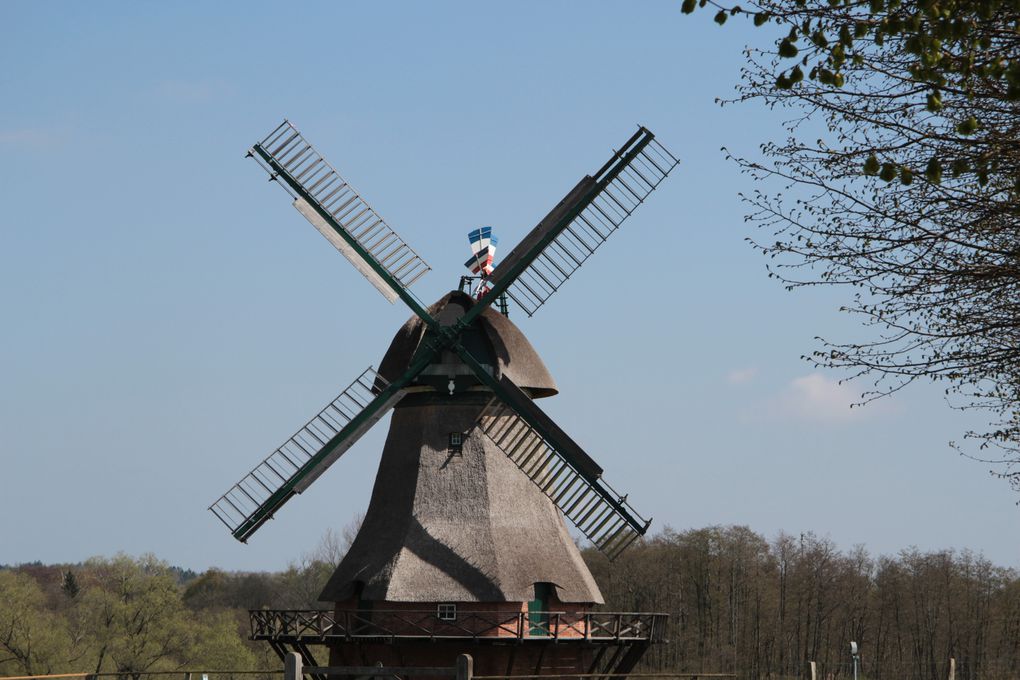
xmin=465 ymin=226 xmax=499 ymax=298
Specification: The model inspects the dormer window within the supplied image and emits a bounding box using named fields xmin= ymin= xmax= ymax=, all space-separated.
xmin=437 ymin=603 xmax=457 ymax=621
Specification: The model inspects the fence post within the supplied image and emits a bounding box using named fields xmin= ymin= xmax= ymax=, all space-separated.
xmin=949 ymin=657 xmax=956 ymax=680
xmin=456 ymin=653 xmax=473 ymax=680
xmin=284 ymin=651 xmax=302 ymax=680
xmin=809 ymin=660 xmax=817 ymax=680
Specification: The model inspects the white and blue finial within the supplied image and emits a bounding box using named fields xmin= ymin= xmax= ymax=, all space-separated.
xmin=465 ymin=226 xmax=499 ymax=275
xmin=465 ymin=226 xmax=499 ymax=297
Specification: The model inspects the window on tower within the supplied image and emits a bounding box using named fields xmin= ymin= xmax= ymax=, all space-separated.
xmin=436 ymin=603 xmax=457 ymax=621
xmin=448 ymin=432 xmax=463 ymax=453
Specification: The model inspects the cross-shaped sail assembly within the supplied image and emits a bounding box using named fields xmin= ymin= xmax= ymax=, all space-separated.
xmin=211 ymin=121 xmax=679 ymax=559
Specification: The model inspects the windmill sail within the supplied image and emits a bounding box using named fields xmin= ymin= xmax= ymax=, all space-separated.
xmin=485 ymin=127 xmax=679 ymax=317
xmin=209 ymin=367 xmax=405 ymax=542
xmin=467 ymin=369 xmax=650 ymax=560
xmin=250 ymin=121 xmax=431 ymax=304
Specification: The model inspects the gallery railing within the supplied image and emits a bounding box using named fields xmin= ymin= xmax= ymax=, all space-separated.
xmin=250 ymin=609 xmax=668 ymax=643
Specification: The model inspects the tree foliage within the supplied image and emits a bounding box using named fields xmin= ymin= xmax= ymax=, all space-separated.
xmin=0 ymin=571 xmax=77 ymax=676
xmin=682 ymin=0 xmax=1020 ymax=487
xmin=0 ymin=556 xmax=256 ymax=678
xmin=585 ymin=527 xmax=1020 ymax=680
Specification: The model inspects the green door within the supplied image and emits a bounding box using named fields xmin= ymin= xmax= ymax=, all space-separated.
xmin=528 ymin=583 xmax=551 ymax=636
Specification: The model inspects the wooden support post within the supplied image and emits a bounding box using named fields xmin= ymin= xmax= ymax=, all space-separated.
xmin=456 ymin=654 xmax=473 ymax=680
xmin=285 ymin=651 xmax=303 ymax=680
xmin=949 ymin=657 xmax=956 ymax=680
xmin=809 ymin=661 xmax=817 ymax=680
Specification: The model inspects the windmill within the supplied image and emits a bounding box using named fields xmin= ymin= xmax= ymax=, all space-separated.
xmin=210 ymin=120 xmax=679 ymax=677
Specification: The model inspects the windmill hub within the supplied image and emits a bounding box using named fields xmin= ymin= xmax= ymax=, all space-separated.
xmin=380 ymin=291 xmax=557 ymax=400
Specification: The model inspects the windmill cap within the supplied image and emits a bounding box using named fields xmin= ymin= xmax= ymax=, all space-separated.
xmin=378 ymin=290 xmax=558 ymax=398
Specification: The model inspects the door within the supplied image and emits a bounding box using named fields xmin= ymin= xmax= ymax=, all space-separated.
xmin=528 ymin=582 xmax=552 ymax=636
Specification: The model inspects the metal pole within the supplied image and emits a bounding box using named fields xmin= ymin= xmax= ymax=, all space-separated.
xmin=456 ymin=654 xmax=473 ymax=680
xmin=284 ymin=652 xmax=302 ymax=680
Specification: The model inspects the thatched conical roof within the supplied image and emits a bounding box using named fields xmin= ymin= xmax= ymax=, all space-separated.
xmin=378 ymin=290 xmax=557 ymax=398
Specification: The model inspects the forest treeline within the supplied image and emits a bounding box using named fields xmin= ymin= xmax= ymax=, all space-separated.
xmin=589 ymin=528 xmax=1020 ymax=680
xmin=2 ymin=526 xmax=1018 ymax=680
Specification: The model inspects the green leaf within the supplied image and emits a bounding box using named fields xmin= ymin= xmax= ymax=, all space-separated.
xmin=879 ymin=163 xmax=898 ymax=181
xmin=900 ymin=166 xmax=914 ymax=184
xmin=864 ymin=153 xmax=880 ymax=175
xmin=925 ymin=157 xmax=943 ymax=183
xmin=753 ymin=11 xmax=769 ymax=25
xmin=714 ymin=9 xmax=728 ymax=24
xmin=956 ymin=116 xmax=979 ymax=134
xmin=778 ymin=39 xmax=799 ymax=58
xmin=681 ymin=0 xmax=697 ymax=13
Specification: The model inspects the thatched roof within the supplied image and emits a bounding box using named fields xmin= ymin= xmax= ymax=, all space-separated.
xmin=318 ymin=398 xmax=603 ymax=604
xmin=378 ymin=291 xmax=557 ymax=399
xmin=319 ymin=292 xmax=601 ymax=605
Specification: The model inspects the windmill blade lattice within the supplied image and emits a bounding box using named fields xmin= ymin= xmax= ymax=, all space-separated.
xmin=476 ymin=393 xmax=649 ymax=560
xmin=487 ymin=127 xmax=679 ymax=317
xmin=210 ymin=367 xmax=404 ymax=542
xmin=250 ymin=121 xmax=431 ymax=302
xmin=454 ymin=358 xmax=651 ymax=560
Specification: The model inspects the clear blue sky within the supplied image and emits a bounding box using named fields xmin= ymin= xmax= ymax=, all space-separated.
xmin=1 ymin=1 xmax=1015 ymax=572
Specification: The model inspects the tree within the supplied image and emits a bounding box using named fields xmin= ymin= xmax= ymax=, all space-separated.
xmin=308 ymin=514 xmax=364 ymax=569
xmin=583 ymin=526 xmax=1020 ymax=680
xmin=76 ymin=555 xmax=255 ymax=677
xmin=681 ymin=0 xmax=1020 ymax=489
xmin=0 ymin=571 xmax=76 ymax=676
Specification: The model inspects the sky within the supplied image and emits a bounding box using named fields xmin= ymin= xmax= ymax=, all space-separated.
xmin=1 ymin=1 xmax=1016 ymax=573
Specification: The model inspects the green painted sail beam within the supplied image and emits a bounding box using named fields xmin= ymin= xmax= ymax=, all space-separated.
xmin=451 ymin=343 xmax=649 ymax=537
xmin=251 ymin=143 xmax=438 ymax=330
xmin=455 ymin=176 xmax=599 ymax=330
xmin=455 ymin=127 xmax=662 ymax=328
xmin=216 ymin=346 xmax=442 ymax=543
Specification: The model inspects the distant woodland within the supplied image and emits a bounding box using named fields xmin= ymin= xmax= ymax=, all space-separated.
xmin=2 ymin=526 xmax=1018 ymax=680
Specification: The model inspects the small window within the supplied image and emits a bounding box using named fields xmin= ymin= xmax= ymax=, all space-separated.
xmin=448 ymin=432 xmax=463 ymax=453
xmin=437 ymin=603 xmax=457 ymax=621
